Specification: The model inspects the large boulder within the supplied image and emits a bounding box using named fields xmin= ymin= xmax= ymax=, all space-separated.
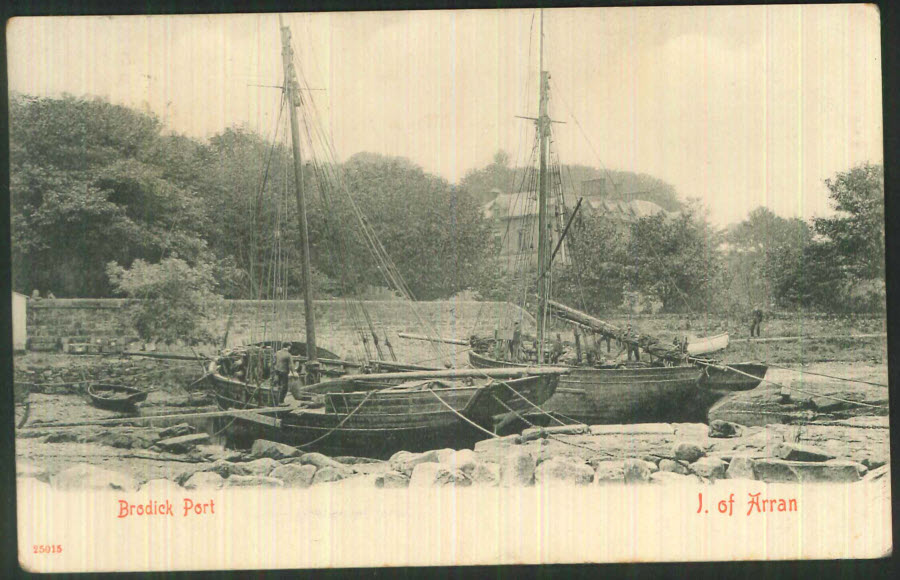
xmin=298 ymin=452 xmax=347 ymax=471
xmin=772 ymin=443 xmax=835 ymax=462
xmin=312 ymin=467 xmax=349 ymax=485
xmin=469 ymin=462 xmax=500 ymax=486
xmin=389 ymin=449 xmax=451 ymax=475
xmin=439 ymin=449 xmax=479 ymax=475
xmin=473 ymin=434 xmax=521 ymax=453
xmin=88 ymin=429 xmax=159 ymax=450
xmin=250 ymin=439 xmax=301 ymax=460
xmin=499 ymin=450 xmax=536 ymax=487
xmin=734 ymin=428 xmax=785 ymax=451
xmin=375 ymin=471 xmax=410 ymax=489
xmin=226 ymin=475 xmax=284 ymax=488
xmin=672 ymin=442 xmax=705 ymax=463
xmin=862 ymin=464 xmax=890 ymax=483
xmin=691 ymin=457 xmax=727 ymax=481
xmin=155 ymin=433 xmax=210 ymax=453
xmin=589 ymin=423 xmax=674 ymax=436
xmin=593 ymin=461 xmax=625 ymax=485
xmin=206 ymin=459 xmax=250 ymax=479
xmin=725 ymin=456 xmax=757 ymax=480
xmin=193 ymin=445 xmax=241 ymax=463
xmin=52 ymin=464 xmax=138 ymax=492
xmin=158 ymin=423 xmax=196 ymax=439
xmin=658 ymin=459 xmax=689 ymax=475
xmin=623 ymin=459 xmax=654 ymax=484
xmin=522 ymin=424 xmax=588 ymax=442
xmin=534 ymin=457 xmax=594 ymax=486
xmin=270 ymin=464 xmax=317 ymax=488
xmin=183 ymin=472 xmax=225 ymax=490
xmin=242 ymin=458 xmax=280 ymax=477
xmin=409 ymin=463 xmax=471 ymax=488
xmin=791 ymin=460 xmax=863 ymax=483
xmin=751 ymin=460 xmax=799 ymax=483
xmin=708 ymin=420 xmax=743 ymax=438
xmin=751 ymin=459 xmax=863 ymax=483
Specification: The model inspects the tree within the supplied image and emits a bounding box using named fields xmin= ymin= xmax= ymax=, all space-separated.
xmin=724 ymin=207 xmax=812 ymax=309
xmin=107 ymin=258 xmax=222 ymax=345
xmin=813 ymin=164 xmax=885 ymax=281
xmin=9 ymin=94 xmax=210 ymax=297
xmin=338 ymin=153 xmax=494 ymax=300
xmin=800 ymin=163 xmax=885 ymax=312
xmin=553 ymin=212 xmax=628 ymax=313
xmin=625 ymin=203 xmax=725 ymax=312
xmin=459 ymin=149 xmax=516 ymax=205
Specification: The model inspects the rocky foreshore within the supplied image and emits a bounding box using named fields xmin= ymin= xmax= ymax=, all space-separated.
xmin=16 ymin=417 xmax=891 ymax=493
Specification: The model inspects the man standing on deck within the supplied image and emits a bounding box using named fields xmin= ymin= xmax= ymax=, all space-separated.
xmin=273 ymin=345 xmax=293 ymax=403
xmin=624 ymin=325 xmax=640 ymax=362
xmin=509 ymin=322 xmax=522 ymax=362
xmin=550 ymin=333 xmax=565 ymax=363
xmin=750 ymin=307 xmax=764 ymax=338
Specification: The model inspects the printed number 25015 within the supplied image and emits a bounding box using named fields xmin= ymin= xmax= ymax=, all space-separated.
xmin=33 ymin=544 xmax=62 ymax=554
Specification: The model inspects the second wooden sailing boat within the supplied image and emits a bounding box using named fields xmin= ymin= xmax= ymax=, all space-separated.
xmin=466 ymin=12 xmax=713 ymax=424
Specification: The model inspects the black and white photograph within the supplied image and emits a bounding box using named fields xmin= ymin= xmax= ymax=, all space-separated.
xmin=7 ymin=5 xmax=890 ymax=572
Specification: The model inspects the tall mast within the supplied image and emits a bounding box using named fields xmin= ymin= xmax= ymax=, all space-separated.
xmin=536 ymin=10 xmax=551 ymax=360
xmin=279 ymin=18 xmax=319 ymax=378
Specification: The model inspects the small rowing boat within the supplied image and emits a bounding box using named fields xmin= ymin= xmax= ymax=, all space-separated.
xmin=87 ymin=384 xmax=149 ymax=412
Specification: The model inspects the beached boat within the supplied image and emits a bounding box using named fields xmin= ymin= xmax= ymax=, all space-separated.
xmin=457 ymin=14 xmax=708 ymax=425
xmin=219 ymin=371 xmax=558 ymax=457
xmin=686 ymin=333 xmax=730 ymax=356
xmin=699 ymin=361 xmax=768 ymax=391
xmin=208 ymin=20 xmax=561 ymax=453
xmin=87 ymin=384 xmax=149 ymax=412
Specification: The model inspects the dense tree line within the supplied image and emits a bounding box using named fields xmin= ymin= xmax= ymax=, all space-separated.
xmin=9 ymin=95 xmax=491 ymax=302
xmin=9 ymin=95 xmax=886 ymax=317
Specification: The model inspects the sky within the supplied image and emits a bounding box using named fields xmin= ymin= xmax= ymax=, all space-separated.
xmin=6 ymin=5 xmax=883 ymax=226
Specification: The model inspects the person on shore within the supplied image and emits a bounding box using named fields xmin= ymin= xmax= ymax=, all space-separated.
xmin=750 ymin=307 xmax=764 ymax=338
xmin=273 ymin=345 xmax=293 ymax=403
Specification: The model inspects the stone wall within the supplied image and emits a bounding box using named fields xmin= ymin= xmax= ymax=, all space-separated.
xmin=25 ymin=298 xmax=535 ymax=366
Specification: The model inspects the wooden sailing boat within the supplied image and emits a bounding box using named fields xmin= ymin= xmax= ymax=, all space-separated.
xmin=207 ymin=19 xmax=561 ymax=456
xmin=466 ymin=12 xmax=714 ymax=424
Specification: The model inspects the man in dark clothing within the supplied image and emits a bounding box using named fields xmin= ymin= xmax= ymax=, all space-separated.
xmin=509 ymin=322 xmax=522 ymax=362
xmin=273 ymin=345 xmax=293 ymax=403
xmin=550 ymin=334 xmax=565 ymax=363
xmin=624 ymin=325 xmax=640 ymax=362
xmin=750 ymin=308 xmax=764 ymax=338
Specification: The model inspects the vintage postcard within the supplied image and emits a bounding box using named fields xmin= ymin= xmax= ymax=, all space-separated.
xmin=8 ymin=5 xmax=890 ymax=572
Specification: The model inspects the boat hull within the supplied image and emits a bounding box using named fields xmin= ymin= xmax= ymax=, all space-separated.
xmin=469 ymin=351 xmax=706 ymax=424
xmin=700 ymin=362 xmax=768 ymax=391
xmin=88 ymin=384 xmax=149 ymax=412
xmin=687 ymin=333 xmax=730 ymax=356
xmin=209 ymin=371 xmax=557 ymax=458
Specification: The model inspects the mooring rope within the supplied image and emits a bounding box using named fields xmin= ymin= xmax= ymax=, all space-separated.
xmin=693 ymin=360 xmax=889 ymax=411
xmin=294 ymin=390 xmax=377 ymax=449
xmin=764 ymin=361 xmax=889 ymax=389
xmin=426 ymin=388 xmax=500 ymax=439
xmin=497 ymin=380 xmax=567 ymax=426
xmin=488 ymin=393 xmax=613 ymax=457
